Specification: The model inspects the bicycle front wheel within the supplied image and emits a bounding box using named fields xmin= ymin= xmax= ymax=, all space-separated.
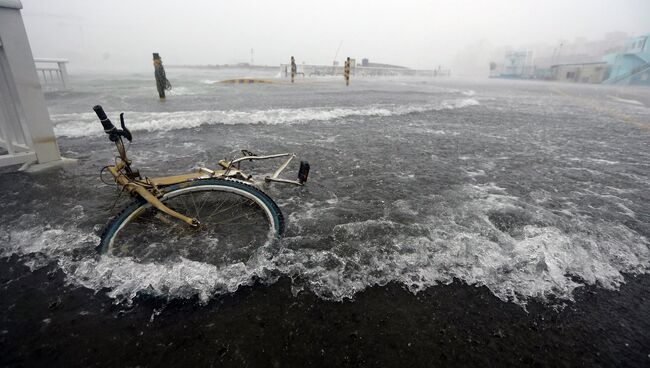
xmin=99 ymin=178 xmax=284 ymax=264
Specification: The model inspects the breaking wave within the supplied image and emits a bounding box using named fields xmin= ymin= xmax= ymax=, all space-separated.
xmin=1 ymin=182 xmax=647 ymax=307
xmin=51 ymin=99 xmax=480 ymax=138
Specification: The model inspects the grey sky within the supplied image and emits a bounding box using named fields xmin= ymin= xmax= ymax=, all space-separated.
xmin=20 ymin=0 xmax=650 ymax=72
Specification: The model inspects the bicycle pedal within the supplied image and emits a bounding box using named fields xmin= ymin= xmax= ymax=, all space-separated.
xmin=298 ymin=161 xmax=310 ymax=184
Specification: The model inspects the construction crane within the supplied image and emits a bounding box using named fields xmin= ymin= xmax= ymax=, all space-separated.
xmin=332 ymin=40 xmax=343 ymax=74
xmin=333 ymin=40 xmax=343 ymax=65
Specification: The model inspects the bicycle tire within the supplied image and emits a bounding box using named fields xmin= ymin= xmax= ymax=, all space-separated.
xmin=98 ymin=178 xmax=284 ymax=262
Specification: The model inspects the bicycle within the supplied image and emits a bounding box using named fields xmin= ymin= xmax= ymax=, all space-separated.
xmin=92 ymin=105 xmax=310 ymax=259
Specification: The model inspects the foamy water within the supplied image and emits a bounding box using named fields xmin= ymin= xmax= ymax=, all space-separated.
xmin=1 ymin=74 xmax=649 ymax=308
xmin=51 ymin=99 xmax=479 ymax=138
xmin=2 ymin=181 xmax=647 ymax=306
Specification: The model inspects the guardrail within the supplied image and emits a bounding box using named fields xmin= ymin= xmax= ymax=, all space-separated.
xmin=279 ymin=64 xmax=439 ymax=78
xmin=34 ymin=58 xmax=69 ymax=91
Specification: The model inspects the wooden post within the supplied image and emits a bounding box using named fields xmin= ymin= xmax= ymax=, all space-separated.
xmin=344 ymin=57 xmax=350 ymax=86
xmin=290 ymin=56 xmax=296 ymax=83
xmin=153 ymin=53 xmax=171 ymax=99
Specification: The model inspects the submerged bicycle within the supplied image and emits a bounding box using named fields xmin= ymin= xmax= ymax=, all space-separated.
xmin=93 ymin=105 xmax=309 ymax=258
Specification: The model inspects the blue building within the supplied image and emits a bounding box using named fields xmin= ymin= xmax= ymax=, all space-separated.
xmin=497 ymin=51 xmax=534 ymax=78
xmin=602 ymin=33 xmax=650 ymax=85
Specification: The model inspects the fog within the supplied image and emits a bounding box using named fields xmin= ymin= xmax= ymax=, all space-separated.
xmin=19 ymin=0 xmax=650 ymax=74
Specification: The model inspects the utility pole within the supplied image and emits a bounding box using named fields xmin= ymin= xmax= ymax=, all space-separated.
xmin=251 ymin=48 xmax=254 ymax=66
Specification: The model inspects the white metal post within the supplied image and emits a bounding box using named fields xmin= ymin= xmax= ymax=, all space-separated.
xmin=0 ymin=0 xmax=63 ymax=169
xmin=57 ymin=60 xmax=69 ymax=89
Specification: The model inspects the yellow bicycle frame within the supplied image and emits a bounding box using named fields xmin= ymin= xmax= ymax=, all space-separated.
xmin=106 ymin=137 xmax=303 ymax=227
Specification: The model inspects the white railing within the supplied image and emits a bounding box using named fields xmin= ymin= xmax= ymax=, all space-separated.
xmin=0 ymin=53 xmax=36 ymax=167
xmin=0 ymin=3 xmax=63 ymax=171
xmin=34 ymin=58 xmax=69 ymax=91
xmin=0 ymin=112 xmax=36 ymax=168
xmin=279 ymin=63 xmax=438 ymax=77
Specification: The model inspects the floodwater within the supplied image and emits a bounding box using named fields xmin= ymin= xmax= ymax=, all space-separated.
xmin=1 ymin=69 xmax=649 ymax=366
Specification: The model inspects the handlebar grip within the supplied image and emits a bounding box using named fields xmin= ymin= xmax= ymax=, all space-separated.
xmin=93 ymin=105 xmax=107 ymax=120
xmin=93 ymin=105 xmax=116 ymax=132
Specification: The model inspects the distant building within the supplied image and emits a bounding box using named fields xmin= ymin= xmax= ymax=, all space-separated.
xmin=488 ymin=32 xmax=650 ymax=85
xmin=505 ymin=51 xmax=533 ymax=77
xmin=364 ymin=61 xmax=408 ymax=69
xmin=550 ymin=62 xmax=608 ymax=83
xmin=495 ymin=51 xmax=534 ymax=78
xmin=602 ymin=33 xmax=650 ymax=85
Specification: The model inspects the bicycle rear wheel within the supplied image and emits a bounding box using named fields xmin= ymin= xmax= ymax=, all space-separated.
xmin=99 ymin=178 xmax=284 ymax=264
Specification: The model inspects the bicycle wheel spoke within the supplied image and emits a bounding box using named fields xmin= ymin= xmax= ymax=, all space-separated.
xmin=104 ymin=180 xmax=283 ymax=265
xmin=196 ymin=192 xmax=211 ymax=217
xmin=204 ymin=199 xmax=252 ymax=222
xmin=212 ymin=211 xmax=262 ymax=226
xmin=189 ymin=193 xmax=201 ymax=220
xmin=202 ymin=195 xmax=230 ymax=221
xmin=178 ymin=194 xmax=192 ymax=216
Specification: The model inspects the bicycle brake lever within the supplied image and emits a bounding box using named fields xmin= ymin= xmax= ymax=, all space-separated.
xmin=241 ymin=150 xmax=258 ymax=161
xmin=119 ymin=113 xmax=132 ymax=142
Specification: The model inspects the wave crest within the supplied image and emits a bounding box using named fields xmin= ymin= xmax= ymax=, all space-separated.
xmin=51 ymin=99 xmax=479 ymax=138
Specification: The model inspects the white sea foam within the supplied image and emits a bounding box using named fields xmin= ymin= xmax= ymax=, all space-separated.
xmin=608 ymin=96 xmax=644 ymax=106
xmin=1 ymin=180 xmax=648 ymax=307
xmin=51 ymin=99 xmax=480 ymax=138
xmin=465 ymin=169 xmax=486 ymax=178
xmin=587 ymin=158 xmax=620 ymax=165
xmin=166 ymin=87 xmax=197 ymax=96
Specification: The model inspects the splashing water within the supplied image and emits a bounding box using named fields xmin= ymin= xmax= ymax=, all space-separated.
xmin=1 ymin=74 xmax=648 ymax=307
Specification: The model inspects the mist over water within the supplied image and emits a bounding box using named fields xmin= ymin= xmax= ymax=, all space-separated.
xmin=1 ymin=70 xmax=648 ymax=307
xmin=20 ymin=0 xmax=650 ymax=74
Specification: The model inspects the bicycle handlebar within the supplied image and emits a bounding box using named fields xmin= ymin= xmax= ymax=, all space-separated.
xmin=93 ymin=105 xmax=116 ymax=133
xmin=93 ymin=105 xmax=132 ymax=142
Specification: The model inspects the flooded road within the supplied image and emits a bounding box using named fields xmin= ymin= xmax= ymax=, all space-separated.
xmin=1 ymin=70 xmax=649 ymax=366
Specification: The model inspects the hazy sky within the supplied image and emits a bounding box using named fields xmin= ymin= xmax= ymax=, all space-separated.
xmin=20 ymin=0 xmax=650 ymax=71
